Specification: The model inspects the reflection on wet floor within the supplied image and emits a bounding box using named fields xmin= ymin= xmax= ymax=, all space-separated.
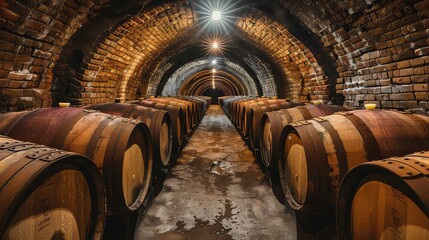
xmin=135 ymin=105 xmax=296 ymax=240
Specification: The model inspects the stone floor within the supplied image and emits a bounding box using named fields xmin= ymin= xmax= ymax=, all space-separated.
xmin=135 ymin=105 xmax=297 ymax=240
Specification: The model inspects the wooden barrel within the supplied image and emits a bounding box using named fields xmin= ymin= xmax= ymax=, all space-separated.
xmin=236 ymin=98 xmax=278 ymax=131
xmin=0 ymin=108 xmax=153 ymax=215
xmin=229 ymin=97 xmax=255 ymax=123
xmin=220 ymin=96 xmax=250 ymax=118
xmin=129 ymin=100 xmax=187 ymax=152
xmin=337 ymin=151 xmax=429 ymax=240
xmin=280 ymin=110 xmax=429 ymax=215
xmin=0 ymin=136 xmax=105 ymax=239
xmin=193 ymin=96 xmax=212 ymax=110
xmin=260 ymin=105 xmax=347 ymax=170
xmin=85 ymin=103 xmax=173 ymax=168
xmin=233 ymin=98 xmax=263 ymax=129
xmin=147 ymin=98 xmax=193 ymax=134
xmin=175 ymin=96 xmax=206 ymax=120
xmin=164 ymin=97 xmax=198 ymax=128
xmin=248 ymin=101 xmax=305 ymax=150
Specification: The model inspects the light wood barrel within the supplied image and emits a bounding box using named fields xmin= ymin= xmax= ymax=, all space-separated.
xmin=129 ymin=100 xmax=186 ymax=152
xmin=280 ymin=110 xmax=429 ymax=215
xmin=0 ymin=108 xmax=153 ymax=215
xmin=85 ymin=103 xmax=173 ymax=168
xmin=337 ymin=151 xmax=429 ymax=240
xmin=0 ymin=136 xmax=105 ymax=240
xmin=260 ymin=105 xmax=347 ymax=170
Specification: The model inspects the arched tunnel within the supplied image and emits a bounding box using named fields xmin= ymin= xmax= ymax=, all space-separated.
xmin=3 ymin=0 xmax=427 ymax=112
xmin=0 ymin=0 xmax=429 ymax=239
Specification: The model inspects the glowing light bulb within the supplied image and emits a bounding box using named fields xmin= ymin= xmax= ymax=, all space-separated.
xmin=212 ymin=69 xmax=216 ymax=73
xmin=212 ymin=59 xmax=217 ymax=65
xmin=212 ymin=42 xmax=219 ymax=49
xmin=212 ymin=10 xmax=222 ymax=21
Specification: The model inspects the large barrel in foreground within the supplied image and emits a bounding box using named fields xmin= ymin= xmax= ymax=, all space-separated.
xmin=86 ymin=103 xmax=173 ymax=168
xmin=337 ymin=151 xmax=429 ymax=240
xmin=0 ymin=108 xmax=153 ymax=215
xmin=0 ymin=136 xmax=105 ymax=240
xmin=280 ymin=110 xmax=429 ymax=215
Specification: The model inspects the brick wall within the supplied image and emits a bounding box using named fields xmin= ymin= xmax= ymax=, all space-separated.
xmin=0 ymin=0 xmax=106 ymax=112
xmin=73 ymin=1 xmax=196 ymax=105
xmin=0 ymin=0 xmax=427 ymax=113
xmin=280 ymin=0 xmax=429 ymax=113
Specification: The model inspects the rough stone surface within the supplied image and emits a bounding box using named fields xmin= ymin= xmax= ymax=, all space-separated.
xmin=135 ymin=105 xmax=296 ymax=240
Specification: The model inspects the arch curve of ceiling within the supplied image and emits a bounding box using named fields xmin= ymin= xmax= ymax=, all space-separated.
xmin=160 ymin=59 xmax=261 ymax=96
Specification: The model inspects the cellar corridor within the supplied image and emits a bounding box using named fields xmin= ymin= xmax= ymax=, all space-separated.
xmin=135 ymin=105 xmax=296 ymax=240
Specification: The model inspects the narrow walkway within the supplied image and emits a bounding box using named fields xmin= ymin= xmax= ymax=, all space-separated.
xmin=136 ymin=105 xmax=296 ymax=240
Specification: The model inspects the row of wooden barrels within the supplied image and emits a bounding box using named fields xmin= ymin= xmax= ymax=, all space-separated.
xmin=219 ymin=95 xmax=429 ymax=239
xmin=0 ymin=96 xmax=211 ymax=240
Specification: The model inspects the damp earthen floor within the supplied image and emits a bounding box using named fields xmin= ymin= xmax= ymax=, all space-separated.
xmin=135 ymin=105 xmax=296 ymax=240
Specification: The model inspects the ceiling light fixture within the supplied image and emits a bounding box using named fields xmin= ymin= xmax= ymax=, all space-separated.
xmin=212 ymin=10 xmax=222 ymax=21
xmin=212 ymin=42 xmax=219 ymax=49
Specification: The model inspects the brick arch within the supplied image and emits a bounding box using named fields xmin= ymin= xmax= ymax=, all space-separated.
xmin=278 ymin=0 xmax=429 ymax=112
xmin=179 ymin=70 xmax=246 ymax=96
xmin=0 ymin=0 xmax=107 ymax=111
xmin=160 ymin=59 xmax=261 ymax=97
xmin=73 ymin=1 xmax=196 ymax=104
xmin=236 ymin=9 xmax=330 ymax=102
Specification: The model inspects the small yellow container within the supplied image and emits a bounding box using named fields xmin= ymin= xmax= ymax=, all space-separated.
xmin=58 ymin=102 xmax=70 ymax=108
xmin=364 ymin=103 xmax=376 ymax=110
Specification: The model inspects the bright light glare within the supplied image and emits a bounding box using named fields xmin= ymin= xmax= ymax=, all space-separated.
xmin=212 ymin=42 xmax=219 ymax=49
xmin=212 ymin=69 xmax=216 ymax=73
xmin=212 ymin=10 xmax=222 ymax=20
xmin=212 ymin=59 xmax=217 ymax=65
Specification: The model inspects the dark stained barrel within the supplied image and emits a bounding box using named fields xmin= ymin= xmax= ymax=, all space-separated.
xmin=129 ymin=100 xmax=187 ymax=152
xmin=337 ymin=151 xmax=429 ymax=240
xmin=260 ymin=104 xmax=347 ymax=170
xmin=0 ymin=108 xmax=153 ymax=215
xmin=0 ymin=136 xmax=105 ymax=239
xmin=85 ymin=103 xmax=173 ymax=168
xmin=280 ymin=110 xmax=429 ymax=216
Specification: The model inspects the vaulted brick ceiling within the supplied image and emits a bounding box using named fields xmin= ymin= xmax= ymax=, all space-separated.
xmin=0 ymin=0 xmax=428 ymax=113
